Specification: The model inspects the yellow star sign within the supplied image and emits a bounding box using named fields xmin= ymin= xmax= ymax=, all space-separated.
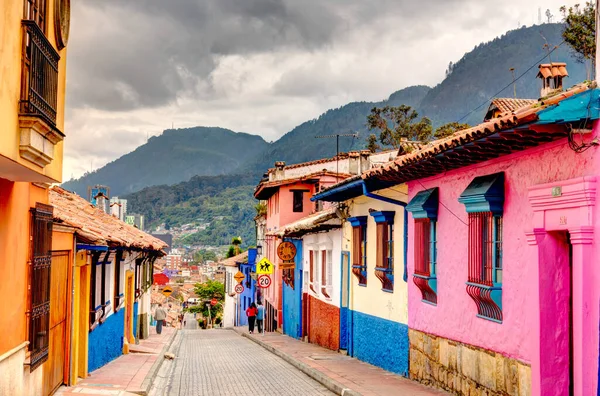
xmin=256 ymin=257 xmax=274 ymax=275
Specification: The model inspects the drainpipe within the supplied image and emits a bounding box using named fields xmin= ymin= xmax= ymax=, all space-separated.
xmin=361 ymin=181 xmax=409 ymax=282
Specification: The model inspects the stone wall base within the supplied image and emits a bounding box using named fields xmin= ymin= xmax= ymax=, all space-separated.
xmin=409 ymin=329 xmax=531 ymax=396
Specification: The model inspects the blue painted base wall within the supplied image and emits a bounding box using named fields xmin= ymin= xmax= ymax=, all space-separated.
xmin=88 ymin=309 xmax=125 ymax=372
xmin=339 ymin=307 xmax=348 ymax=350
xmin=351 ymin=310 xmax=409 ymax=376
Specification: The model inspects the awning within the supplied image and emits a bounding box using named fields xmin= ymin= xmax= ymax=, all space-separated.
xmin=269 ymin=208 xmax=341 ymax=238
xmin=458 ymin=172 xmax=505 ymax=215
xmin=406 ymin=188 xmax=439 ymax=219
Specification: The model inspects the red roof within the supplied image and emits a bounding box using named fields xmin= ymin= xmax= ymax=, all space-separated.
xmin=364 ymin=83 xmax=589 ymax=183
xmin=50 ymin=186 xmax=167 ymax=252
xmin=254 ymin=170 xmax=351 ymax=200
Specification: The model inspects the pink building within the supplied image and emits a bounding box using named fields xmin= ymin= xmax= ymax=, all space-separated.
xmin=255 ymin=151 xmax=394 ymax=331
xmin=365 ymin=81 xmax=599 ymax=395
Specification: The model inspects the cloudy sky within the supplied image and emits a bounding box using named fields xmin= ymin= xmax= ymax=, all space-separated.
xmin=64 ymin=0 xmax=580 ymax=179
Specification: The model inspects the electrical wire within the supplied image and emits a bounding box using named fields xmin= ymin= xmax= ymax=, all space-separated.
xmin=415 ymin=179 xmax=468 ymax=227
xmin=456 ymin=40 xmax=566 ymax=124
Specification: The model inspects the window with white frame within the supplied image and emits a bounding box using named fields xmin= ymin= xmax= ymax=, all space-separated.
xmin=321 ymin=250 xmax=333 ymax=299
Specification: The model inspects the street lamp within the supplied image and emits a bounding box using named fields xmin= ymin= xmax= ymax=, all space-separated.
xmin=257 ymin=245 xmax=262 ymax=256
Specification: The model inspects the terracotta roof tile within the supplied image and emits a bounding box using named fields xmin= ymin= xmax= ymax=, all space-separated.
xmin=363 ymin=83 xmax=590 ymax=181
xmin=254 ymin=170 xmax=351 ymax=199
xmin=537 ymin=62 xmax=568 ymax=79
xmin=50 ymin=186 xmax=167 ymax=253
xmin=268 ymin=207 xmax=341 ymax=238
xmin=219 ymin=251 xmax=248 ymax=267
xmin=489 ymin=98 xmax=537 ymax=114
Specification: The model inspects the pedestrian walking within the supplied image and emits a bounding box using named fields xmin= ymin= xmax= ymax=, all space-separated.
xmin=154 ymin=303 xmax=167 ymax=335
xmin=246 ymin=303 xmax=258 ymax=334
xmin=256 ymin=301 xmax=265 ymax=334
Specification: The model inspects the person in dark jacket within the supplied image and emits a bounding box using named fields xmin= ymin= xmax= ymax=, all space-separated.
xmin=246 ymin=303 xmax=258 ymax=334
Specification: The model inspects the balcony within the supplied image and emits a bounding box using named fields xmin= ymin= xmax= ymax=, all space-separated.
xmin=19 ymin=20 xmax=63 ymax=168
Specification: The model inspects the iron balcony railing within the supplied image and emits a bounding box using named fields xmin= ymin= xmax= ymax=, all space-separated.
xmin=20 ymin=20 xmax=60 ymax=126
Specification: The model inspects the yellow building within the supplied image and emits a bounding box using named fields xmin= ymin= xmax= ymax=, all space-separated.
xmin=0 ymin=0 xmax=70 ymax=395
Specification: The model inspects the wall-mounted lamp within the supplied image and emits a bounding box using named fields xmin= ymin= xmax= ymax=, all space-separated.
xmin=257 ymin=245 xmax=262 ymax=256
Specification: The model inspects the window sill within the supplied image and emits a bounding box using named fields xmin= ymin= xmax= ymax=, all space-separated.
xmin=465 ymin=282 xmax=502 ymax=323
xmin=413 ymin=274 xmax=437 ymax=305
xmin=352 ymin=264 xmax=367 ymax=286
xmin=375 ymin=267 xmax=394 ymax=292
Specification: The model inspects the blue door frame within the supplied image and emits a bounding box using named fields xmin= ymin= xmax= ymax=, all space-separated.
xmin=340 ymin=251 xmax=353 ymax=355
xmin=282 ymin=239 xmax=303 ymax=339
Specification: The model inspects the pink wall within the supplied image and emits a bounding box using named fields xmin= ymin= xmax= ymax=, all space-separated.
xmin=407 ymin=137 xmax=599 ymax=394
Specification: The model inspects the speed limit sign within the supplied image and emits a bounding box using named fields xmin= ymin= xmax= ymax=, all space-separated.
xmin=234 ymin=284 xmax=244 ymax=294
xmin=257 ymin=275 xmax=272 ymax=288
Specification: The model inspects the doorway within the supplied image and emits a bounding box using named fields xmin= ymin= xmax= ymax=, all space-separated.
xmin=43 ymin=251 xmax=70 ymax=395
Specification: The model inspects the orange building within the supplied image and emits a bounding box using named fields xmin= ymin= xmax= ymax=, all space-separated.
xmin=0 ymin=0 xmax=71 ymax=395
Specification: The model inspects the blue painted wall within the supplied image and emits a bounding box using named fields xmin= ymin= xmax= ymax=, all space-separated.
xmin=351 ymin=310 xmax=409 ymax=376
xmin=88 ymin=309 xmax=125 ymax=372
xmin=283 ymin=239 xmax=303 ymax=339
xmin=239 ymin=248 xmax=257 ymax=327
xmin=339 ymin=307 xmax=348 ymax=350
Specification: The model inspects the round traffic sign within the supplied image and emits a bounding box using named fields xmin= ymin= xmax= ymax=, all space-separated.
xmin=234 ymin=283 xmax=244 ymax=294
xmin=257 ymin=274 xmax=272 ymax=288
xmin=210 ymin=298 xmax=217 ymax=306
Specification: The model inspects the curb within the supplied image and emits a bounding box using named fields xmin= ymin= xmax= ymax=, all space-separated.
xmin=136 ymin=329 xmax=179 ymax=395
xmin=234 ymin=329 xmax=361 ymax=396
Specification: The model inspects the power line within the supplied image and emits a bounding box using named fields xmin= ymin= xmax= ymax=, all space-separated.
xmin=456 ymin=40 xmax=565 ymax=124
xmin=415 ymin=179 xmax=468 ymax=226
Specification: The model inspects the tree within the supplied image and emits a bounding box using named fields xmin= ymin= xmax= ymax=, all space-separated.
xmin=366 ymin=105 xmax=433 ymax=148
xmin=560 ymin=2 xmax=595 ymax=69
xmin=433 ymin=122 xmax=471 ymax=139
xmin=546 ymin=9 xmax=553 ymax=23
xmin=366 ymin=134 xmax=380 ymax=153
xmin=192 ymin=279 xmax=225 ymax=325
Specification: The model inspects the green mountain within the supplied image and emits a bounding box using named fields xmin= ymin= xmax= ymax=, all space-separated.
xmin=241 ymin=85 xmax=431 ymax=173
xmin=418 ymin=23 xmax=587 ymax=127
xmin=68 ymin=23 xmax=589 ymax=249
xmin=124 ymin=174 xmax=259 ymax=247
xmin=61 ymin=127 xmax=269 ymax=196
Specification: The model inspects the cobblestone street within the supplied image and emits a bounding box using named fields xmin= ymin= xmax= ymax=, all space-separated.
xmin=155 ymin=329 xmax=334 ymax=396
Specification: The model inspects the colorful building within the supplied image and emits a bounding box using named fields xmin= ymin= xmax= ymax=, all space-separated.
xmin=49 ymin=187 xmax=166 ymax=378
xmin=363 ymin=82 xmax=600 ymax=395
xmin=254 ymin=151 xmax=395 ymax=332
xmin=272 ymin=209 xmax=343 ymax=349
xmin=0 ymin=0 xmax=71 ymax=394
xmin=312 ymin=177 xmax=411 ymax=375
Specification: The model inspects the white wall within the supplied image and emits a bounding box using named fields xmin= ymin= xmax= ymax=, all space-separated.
xmin=303 ymin=229 xmax=342 ymax=308
xmin=223 ymin=266 xmax=238 ymax=328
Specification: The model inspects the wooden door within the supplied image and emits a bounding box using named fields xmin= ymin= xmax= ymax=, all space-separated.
xmin=43 ymin=251 xmax=70 ymax=395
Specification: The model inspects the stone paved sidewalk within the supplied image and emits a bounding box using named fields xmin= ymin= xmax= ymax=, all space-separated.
xmin=234 ymin=328 xmax=447 ymax=396
xmin=55 ymin=326 xmax=176 ymax=396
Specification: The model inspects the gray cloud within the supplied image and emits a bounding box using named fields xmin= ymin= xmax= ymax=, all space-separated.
xmin=64 ymin=0 xmax=579 ymax=179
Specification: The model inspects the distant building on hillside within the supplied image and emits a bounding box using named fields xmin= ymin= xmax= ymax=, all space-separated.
xmin=125 ymin=214 xmax=145 ymax=231
xmin=166 ymin=254 xmax=183 ymax=270
xmin=110 ymin=197 xmax=128 ymax=221
xmin=151 ymin=233 xmax=173 ymax=254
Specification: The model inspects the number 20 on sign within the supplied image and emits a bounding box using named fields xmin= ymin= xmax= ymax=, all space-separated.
xmin=257 ymin=274 xmax=272 ymax=288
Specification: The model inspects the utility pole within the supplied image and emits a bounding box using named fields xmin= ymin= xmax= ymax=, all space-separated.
xmin=510 ymin=68 xmax=516 ymax=98
xmin=315 ymin=133 xmax=359 ymax=175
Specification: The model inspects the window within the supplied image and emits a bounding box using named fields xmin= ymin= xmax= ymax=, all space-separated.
xmin=309 ymin=250 xmax=318 ymax=294
xmin=28 ymin=203 xmax=53 ymax=371
xmin=21 ymin=2 xmax=60 ymax=126
xmin=321 ymin=250 xmax=333 ymax=298
xmin=459 ymin=173 xmax=504 ymax=322
xmin=114 ymin=250 xmax=125 ymax=311
xmin=24 ymin=0 xmax=47 ymax=32
xmin=89 ymin=250 xmax=106 ymax=330
xmin=371 ymin=211 xmax=395 ymax=292
xmin=407 ymin=188 xmax=439 ymax=305
xmin=292 ymin=190 xmax=306 ymax=213
xmin=349 ymin=216 xmax=368 ymax=286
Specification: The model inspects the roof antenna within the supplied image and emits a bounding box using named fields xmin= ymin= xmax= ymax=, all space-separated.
xmin=510 ymin=67 xmax=516 ymax=98
xmin=315 ymin=132 xmax=359 ymax=176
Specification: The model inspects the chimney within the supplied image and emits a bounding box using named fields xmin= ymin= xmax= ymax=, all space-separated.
xmin=359 ymin=150 xmax=371 ymax=173
xmin=348 ymin=151 xmax=360 ymax=175
xmin=537 ymin=63 xmax=568 ymax=97
xmin=274 ymin=161 xmax=286 ymax=180
xmin=95 ymin=192 xmax=107 ymax=213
